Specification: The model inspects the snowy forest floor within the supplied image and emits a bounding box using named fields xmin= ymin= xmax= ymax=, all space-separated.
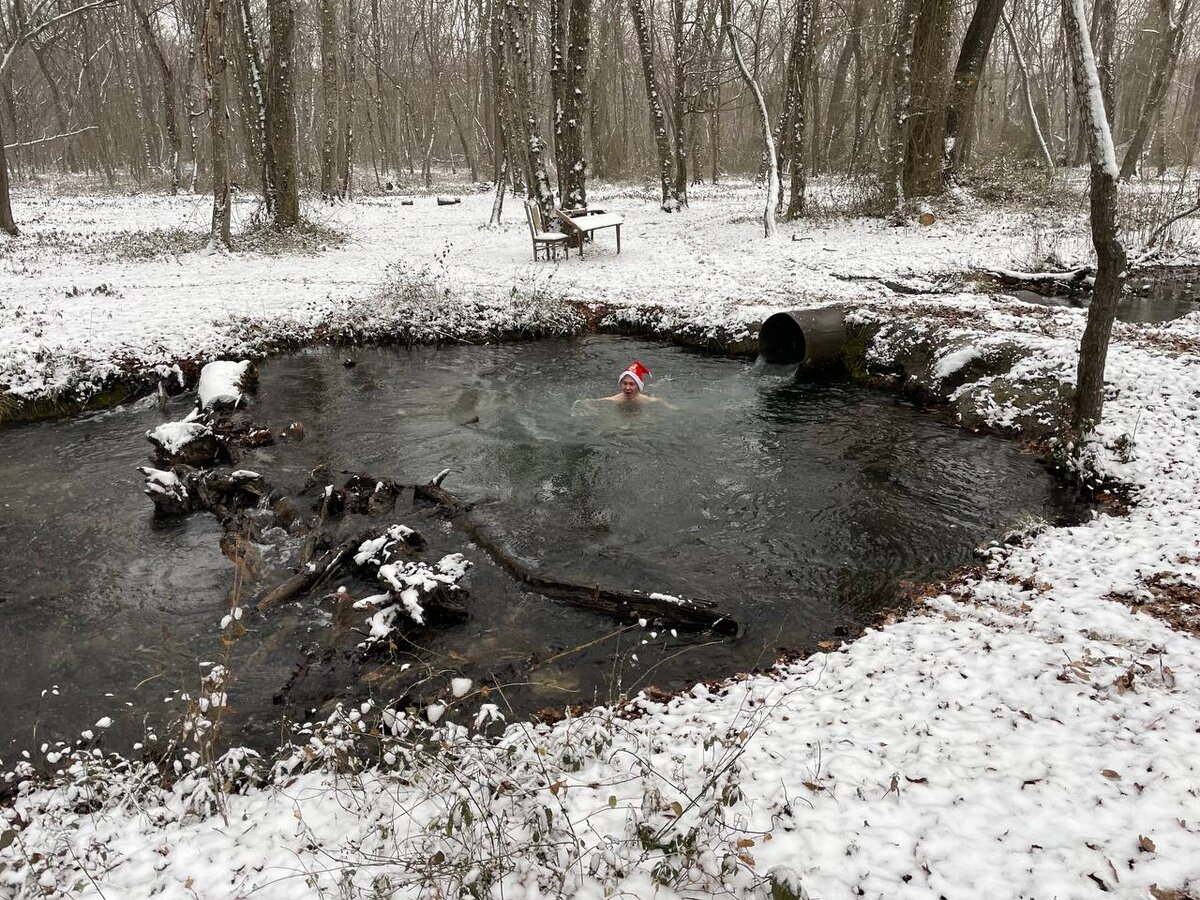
xmin=3 ymin=174 xmax=1200 ymax=899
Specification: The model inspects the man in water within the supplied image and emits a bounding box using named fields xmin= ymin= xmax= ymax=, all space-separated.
xmin=605 ymin=360 xmax=664 ymax=403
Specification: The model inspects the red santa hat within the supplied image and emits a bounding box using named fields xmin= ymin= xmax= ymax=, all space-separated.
xmin=618 ymin=360 xmax=652 ymax=389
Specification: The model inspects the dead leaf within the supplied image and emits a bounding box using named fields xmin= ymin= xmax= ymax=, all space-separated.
xmin=1114 ymin=669 xmax=1136 ymax=694
xmin=737 ymin=852 xmax=756 ymax=867
xmin=802 ymin=781 xmax=825 ymax=792
xmin=669 ymin=801 xmax=684 ymax=817
xmin=1139 ymin=835 xmax=1157 ymax=853
xmin=817 ymin=640 xmax=838 ymax=651
xmin=736 ymin=838 xmax=755 ymax=848
xmin=905 ymin=776 xmax=929 ymax=785
xmin=1149 ymin=885 xmax=1181 ymax=900
xmin=1101 ymin=769 xmax=1121 ymax=780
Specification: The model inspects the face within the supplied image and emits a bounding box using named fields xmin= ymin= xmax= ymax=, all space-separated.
xmin=620 ymin=376 xmax=640 ymax=398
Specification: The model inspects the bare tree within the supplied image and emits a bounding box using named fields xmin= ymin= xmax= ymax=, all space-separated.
xmin=631 ymin=0 xmax=680 ymax=210
xmin=903 ymin=0 xmax=953 ymax=197
xmin=0 ymin=0 xmax=113 ymax=235
xmin=1002 ymin=10 xmax=1054 ymax=170
xmin=202 ymin=0 xmax=231 ymax=248
xmin=266 ymin=0 xmax=299 ymax=226
xmin=1118 ymin=0 xmax=1194 ymax=181
xmin=724 ymin=0 xmax=775 ymax=236
xmin=886 ymin=0 xmax=919 ymax=221
xmin=129 ymin=0 xmax=182 ymax=193
xmin=942 ymin=0 xmax=1007 ymax=186
xmin=318 ymin=0 xmax=341 ymax=199
xmin=1062 ymin=0 xmax=1126 ymax=437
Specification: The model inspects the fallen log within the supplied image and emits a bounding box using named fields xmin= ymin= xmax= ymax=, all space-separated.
xmin=413 ymin=482 xmax=741 ymax=637
xmin=257 ymin=531 xmax=367 ymax=610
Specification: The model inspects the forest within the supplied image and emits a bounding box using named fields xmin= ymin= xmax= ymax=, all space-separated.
xmin=1 ymin=0 xmax=1198 ymax=240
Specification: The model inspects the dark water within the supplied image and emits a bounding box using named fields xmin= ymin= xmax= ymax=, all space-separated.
xmin=0 ymin=337 xmax=1082 ymax=758
xmin=1008 ymin=266 xmax=1200 ymax=324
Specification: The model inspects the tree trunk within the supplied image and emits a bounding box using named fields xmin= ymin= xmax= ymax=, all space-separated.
xmin=503 ymin=0 xmax=555 ymax=221
xmin=1063 ymin=0 xmax=1127 ymax=437
xmin=370 ymin=0 xmax=393 ymax=175
xmin=1184 ymin=54 xmax=1200 ymax=168
xmin=0 ymin=113 xmax=16 ymax=235
xmin=1118 ymin=0 xmax=1193 ymax=181
xmin=30 ymin=45 xmax=75 ymax=174
xmin=669 ymin=0 xmax=688 ymax=207
xmin=631 ymin=0 xmax=679 ymax=210
xmin=724 ymin=0 xmax=776 ymax=237
xmin=341 ymin=0 xmax=357 ymax=198
xmin=319 ymin=0 xmax=341 ymax=199
xmin=1003 ymin=12 xmax=1054 ymax=170
xmin=783 ymin=0 xmax=815 ymax=220
xmin=550 ymin=0 xmax=567 ymax=194
xmin=266 ymin=0 xmax=300 ymax=227
xmin=130 ymin=0 xmax=182 ymax=193
xmin=942 ymin=0 xmax=1007 ymax=186
xmin=234 ymin=0 xmax=273 ymax=211
xmin=203 ymin=0 xmax=232 ymax=249
xmin=821 ymin=20 xmax=857 ymax=170
xmin=887 ymin=0 xmax=920 ymax=219
xmin=902 ymin=0 xmax=953 ymax=197
xmin=1093 ymin=0 xmax=1116 ymax=129
xmin=560 ymin=0 xmax=591 ymax=208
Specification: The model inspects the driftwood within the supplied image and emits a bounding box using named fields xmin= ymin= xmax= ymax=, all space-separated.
xmin=412 ymin=482 xmax=741 ymax=637
xmin=257 ymin=530 xmax=369 ymax=610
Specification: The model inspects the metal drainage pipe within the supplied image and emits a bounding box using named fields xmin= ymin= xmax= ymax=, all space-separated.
xmin=757 ymin=305 xmax=848 ymax=368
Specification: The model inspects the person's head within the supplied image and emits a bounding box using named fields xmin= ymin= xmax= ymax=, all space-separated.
xmin=618 ymin=360 xmax=651 ymax=399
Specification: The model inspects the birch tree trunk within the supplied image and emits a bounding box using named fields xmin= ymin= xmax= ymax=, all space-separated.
xmin=1118 ymin=0 xmax=1193 ymax=181
xmin=724 ymin=0 xmax=776 ymax=237
xmin=1062 ymin=0 xmax=1127 ymax=437
xmin=203 ymin=0 xmax=232 ymax=250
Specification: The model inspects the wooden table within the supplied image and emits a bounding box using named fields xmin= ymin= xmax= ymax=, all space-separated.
xmin=554 ymin=208 xmax=623 ymax=258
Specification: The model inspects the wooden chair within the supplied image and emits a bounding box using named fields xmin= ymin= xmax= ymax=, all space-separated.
xmin=524 ymin=200 xmax=568 ymax=261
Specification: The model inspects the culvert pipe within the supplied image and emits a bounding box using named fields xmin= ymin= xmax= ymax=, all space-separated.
xmin=757 ymin=305 xmax=848 ymax=368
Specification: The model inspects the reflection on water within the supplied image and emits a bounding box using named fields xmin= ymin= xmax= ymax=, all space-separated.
xmin=1008 ymin=266 xmax=1200 ymax=324
xmin=0 ymin=336 xmax=1083 ymax=756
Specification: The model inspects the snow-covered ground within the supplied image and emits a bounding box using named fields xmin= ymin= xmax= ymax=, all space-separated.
xmin=3 ymin=178 xmax=1200 ymax=899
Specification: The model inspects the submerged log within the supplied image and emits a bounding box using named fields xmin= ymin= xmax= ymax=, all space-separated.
xmin=257 ymin=530 xmax=367 ymax=610
xmin=412 ymin=482 xmax=741 ymax=636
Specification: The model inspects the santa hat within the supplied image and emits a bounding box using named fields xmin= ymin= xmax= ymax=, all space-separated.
xmin=618 ymin=360 xmax=652 ymax=389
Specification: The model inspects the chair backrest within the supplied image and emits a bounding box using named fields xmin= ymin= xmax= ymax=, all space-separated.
xmin=525 ymin=198 xmax=550 ymax=236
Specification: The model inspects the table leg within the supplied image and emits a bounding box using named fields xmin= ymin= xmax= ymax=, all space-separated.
xmin=616 ymin=225 xmax=621 ymax=254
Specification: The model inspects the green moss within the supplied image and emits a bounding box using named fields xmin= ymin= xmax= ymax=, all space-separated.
xmin=841 ymin=323 xmax=876 ymax=381
xmin=0 ymin=381 xmax=149 ymax=426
